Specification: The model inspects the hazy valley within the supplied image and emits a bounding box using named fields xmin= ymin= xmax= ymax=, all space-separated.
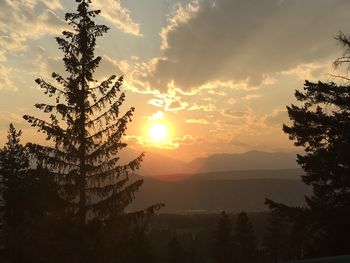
xmin=128 ymin=151 xmax=309 ymax=213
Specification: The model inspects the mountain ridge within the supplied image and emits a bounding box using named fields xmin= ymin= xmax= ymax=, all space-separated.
xmin=123 ymin=149 xmax=301 ymax=176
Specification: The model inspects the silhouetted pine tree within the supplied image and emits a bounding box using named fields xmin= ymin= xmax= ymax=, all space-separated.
xmin=213 ymin=211 xmax=233 ymax=263
xmin=234 ymin=211 xmax=257 ymax=263
xmin=0 ymin=125 xmax=65 ymax=262
xmin=0 ymin=124 xmax=30 ymax=261
xmin=0 ymin=124 xmax=30 ymax=230
xmin=266 ymin=32 xmax=350 ymax=257
xmin=23 ymin=0 xmax=162 ymax=261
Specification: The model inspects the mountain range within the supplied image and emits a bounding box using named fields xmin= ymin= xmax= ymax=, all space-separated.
xmin=121 ymin=149 xmax=300 ymax=177
xmin=120 ymin=150 xmax=309 ymax=213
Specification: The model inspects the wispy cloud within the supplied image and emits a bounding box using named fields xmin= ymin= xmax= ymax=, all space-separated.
xmin=147 ymin=93 xmax=188 ymax=112
xmin=0 ymin=65 xmax=17 ymax=92
xmin=188 ymin=103 xmax=216 ymax=112
xmin=0 ymin=111 xmax=23 ymax=124
xmin=147 ymin=111 xmax=164 ymax=121
xmin=0 ymin=1 xmax=66 ymax=54
xmin=185 ymin=118 xmax=209 ymax=125
xmin=243 ymin=94 xmax=262 ymax=100
xmin=41 ymin=0 xmax=63 ymax=10
xmin=92 ymin=0 xmax=142 ymax=36
xmin=160 ymin=1 xmax=199 ymax=50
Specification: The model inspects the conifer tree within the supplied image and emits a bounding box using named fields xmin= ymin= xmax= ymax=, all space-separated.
xmin=0 ymin=126 xmax=64 ymax=262
xmin=213 ymin=211 xmax=233 ymax=263
xmin=0 ymin=124 xmax=30 ymax=230
xmin=266 ymin=32 xmax=350 ymax=258
xmin=0 ymin=124 xmax=31 ymax=261
xmin=263 ymin=211 xmax=287 ymax=263
xmin=234 ymin=211 xmax=257 ymax=263
xmin=23 ymin=0 xmax=161 ymax=260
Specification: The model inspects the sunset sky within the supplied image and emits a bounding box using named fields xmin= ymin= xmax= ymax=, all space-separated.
xmin=0 ymin=0 xmax=349 ymax=161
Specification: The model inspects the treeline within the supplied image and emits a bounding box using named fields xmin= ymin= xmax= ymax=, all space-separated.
xmin=145 ymin=211 xmax=303 ymax=263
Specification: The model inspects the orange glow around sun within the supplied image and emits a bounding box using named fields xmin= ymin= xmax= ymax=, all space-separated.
xmin=148 ymin=123 xmax=168 ymax=142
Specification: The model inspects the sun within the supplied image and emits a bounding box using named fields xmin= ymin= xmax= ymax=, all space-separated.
xmin=149 ymin=123 xmax=168 ymax=142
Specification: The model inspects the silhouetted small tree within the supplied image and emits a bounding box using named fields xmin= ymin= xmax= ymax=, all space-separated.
xmin=266 ymin=31 xmax=350 ymax=257
xmin=0 ymin=125 xmax=64 ymax=262
xmin=23 ymin=0 xmax=162 ymax=261
xmin=0 ymin=124 xmax=30 ymax=231
xmin=0 ymin=124 xmax=30 ymax=262
xmin=0 ymin=124 xmax=35 ymax=262
xmin=213 ymin=211 xmax=233 ymax=263
xmin=234 ymin=211 xmax=257 ymax=263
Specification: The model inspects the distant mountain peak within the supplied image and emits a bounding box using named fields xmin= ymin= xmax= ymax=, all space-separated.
xmin=185 ymin=150 xmax=299 ymax=174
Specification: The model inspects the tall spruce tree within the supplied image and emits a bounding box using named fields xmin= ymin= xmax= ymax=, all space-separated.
xmin=266 ymin=32 xmax=350 ymax=257
xmin=23 ymin=0 xmax=161 ymax=260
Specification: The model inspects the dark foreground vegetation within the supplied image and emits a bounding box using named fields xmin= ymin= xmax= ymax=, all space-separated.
xmin=1 ymin=0 xmax=161 ymax=262
xmin=1 ymin=0 xmax=350 ymax=262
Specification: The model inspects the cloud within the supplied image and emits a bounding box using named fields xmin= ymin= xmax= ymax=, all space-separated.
xmin=185 ymin=118 xmax=209 ymax=125
xmin=0 ymin=111 xmax=24 ymax=124
xmin=93 ymin=55 xmax=124 ymax=81
xmin=92 ymin=0 xmax=142 ymax=36
xmin=0 ymin=36 xmax=26 ymax=52
xmin=147 ymin=111 xmax=164 ymax=121
xmin=149 ymin=0 xmax=350 ymax=93
xmin=208 ymin=90 xmax=226 ymax=96
xmin=227 ymin=98 xmax=237 ymax=105
xmin=0 ymin=0 xmax=66 ymax=57
xmin=0 ymin=65 xmax=17 ymax=91
xmin=160 ymin=1 xmax=199 ymax=50
xmin=34 ymin=53 xmax=64 ymax=80
xmin=147 ymin=93 xmax=188 ymax=112
xmin=222 ymin=109 xmax=248 ymax=118
xmin=148 ymin=98 xmax=164 ymax=108
xmin=243 ymin=94 xmax=262 ymax=100
xmin=188 ymin=103 xmax=216 ymax=112
xmin=41 ymin=0 xmax=63 ymax=10
xmin=165 ymin=99 xmax=188 ymax=112
xmin=281 ymin=62 xmax=331 ymax=81
xmin=264 ymin=108 xmax=289 ymax=127
xmin=0 ymin=50 xmax=5 ymax=62
xmin=176 ymin=134 xmax=204 ymax=146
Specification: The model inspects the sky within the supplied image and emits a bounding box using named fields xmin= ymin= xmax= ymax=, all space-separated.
xmin=0 ymin=0 xmax=349 ymax=161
